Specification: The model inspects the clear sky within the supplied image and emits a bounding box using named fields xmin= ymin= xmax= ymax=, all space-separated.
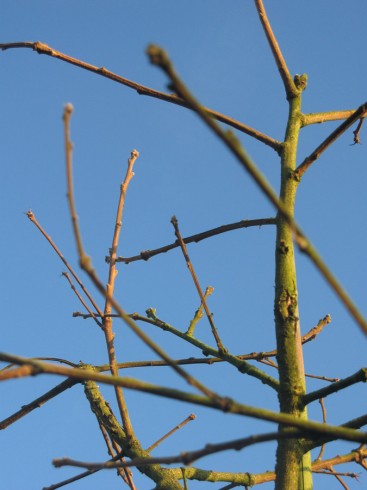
xmin=1 ymin=1 xmax=367 ymax=489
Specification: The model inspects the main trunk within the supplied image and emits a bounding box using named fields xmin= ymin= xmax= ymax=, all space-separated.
xmin=274 ymin=95 xmax=312 ymax=490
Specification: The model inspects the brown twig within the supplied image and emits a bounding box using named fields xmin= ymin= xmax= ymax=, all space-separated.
xmin=295 ymin=102 xmax=367 ymax=178
xmin=62 ymin=272 xmax=102 ymax=329
xmin=98 ymin=422 xmax=135 ymax=488
xmin=0 ymin=41 xmax=281 ymax=152
xmin=102 ymin=150 xmax=139 ymax=438
xmin=112 ymin=217 xmax=276 ymax=264
xmin=62 ymin=107 xmax=225 ymax=405
xmin=26 ymin=210 xmax=103 ymax=327
xmin=146 ymin=414 xmax=196 ymax=453
xmin=52 ymin=441 xmax=367 ymax=476
xmin=352 ymin=118 xmax=364 ymax=145
xmin=0 ymin=378 xmax=78 ymax=430
xmin=316 ymin=398 xmax=327 ymax=462
xmin=171 ymin=216 xmax=225 ymax=352
xmin=303 ymin=368 xmax=367 ymax=406
xmin=254 ymin=0 xmax=297 ymax=98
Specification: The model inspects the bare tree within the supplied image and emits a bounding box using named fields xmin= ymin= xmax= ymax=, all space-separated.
xmin=1 ymin=2 xmax=366 ymax=489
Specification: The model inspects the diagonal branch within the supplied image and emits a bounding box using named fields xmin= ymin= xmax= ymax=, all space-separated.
xmin=303 ymin=368 xmax=367 ymax=406
xmin=112 ymin=217 xmax=276 ymax=264
xmin=296 ymin=102 xmax=367 ymax=178
xmin=254 ymin=0 xmax=297 ymax=98
xmin=0 ymin=41 xmax=281 ymax=152
xmin=171 ymin=215 xmax=225 ymax=352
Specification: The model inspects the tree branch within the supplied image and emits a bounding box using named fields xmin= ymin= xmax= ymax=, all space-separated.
xmin=146 ymin=44 xmax=367 ymax=337
xmin=254 ymin=0 xmax=297 ymax=98
xmin=0 ymin=41 xmax=282 ymax=152
xmin=1 ymin=353 xmax=367 ymax=444
xmin=295 ymin=102 xmax=367 ymax=179
xmin=303 ymin=368 xmax=367 ymax=406
xmin=112 ymin=217 xmax=276 ymax=264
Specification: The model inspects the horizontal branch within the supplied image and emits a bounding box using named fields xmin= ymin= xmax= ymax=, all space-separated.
xmin=111 ymin=217 xmax=276 ymax=264
xmin=1 ymin=353 xmax=367 ymax=444
xmin=301 ymin=109 xmax=361 ymax=126
xmin=53 ymin=445 xmax=367 ymax=487
xmin=0 ymin=41 xmax=281 ymax=152
xmin=295 ymin=102 xmax=367 ymax=178
xmin=303 ymin=368 xmax=367 ymax=406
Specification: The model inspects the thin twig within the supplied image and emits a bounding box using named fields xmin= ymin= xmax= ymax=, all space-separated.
xmin=303 ymin=368 xmax=367 ymax=406
xmin=171 ymin=216 xmax=225 ymax=352
xmin=0 ymin=378 xmax=78 ymax=430
xmin=146 ymin=414 xmax=196 ymax=453
xmin=102 ymin=150 xmax=139 ymax=438
xmin=352 ymin=118 xmax=364 ymax=145
xmin=26 ymin=210 xmax=103 ymax=327
xmin=295 ymin=102 xmax=367 ymax=178
xmin=62 ymin=272 xmax=102 ymax=329
xmin=316 ymin=398 xmax=327 ymax=461
xmin=62 ymin=106 xmax=226 ymax=406
xmin=146 ymin=44 xmax=367 ymax=337
xmin=254 ymin=0 xmax=297 ymax=98
xmin=98 ymin=422 xmax=135 ymax=488
xmin=0 ymin=41 xmax=281 ymax=152
xmin=186 ymin=286 xmax=214 ymax=337
xmin=113 ymin=217 xmax=276 ymax=264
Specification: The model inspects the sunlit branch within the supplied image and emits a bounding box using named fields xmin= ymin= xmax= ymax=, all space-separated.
xmin=146 ymin=414 xmax=196 ymax=453
xmin=254 ymin=0 xmax=297 ymax=98
xmin=102 ymin=149 xmax=139 ymax=438
xmin=301 ymin=110 xmax=360 ymax=126
xmin=112 ymin=217 xmax=276 ymax=264
xmin=146 ymin=44 xmax=367 ymax=337
xmin=0 ymin=41 xmax=282 ymax=152
xmin=295 ymin=102 xmax=367 ymax=178
xmin=1 ymin=353 xmax=367 ymax=444
xmin=26 ymin=210 xmax=103 ymax=327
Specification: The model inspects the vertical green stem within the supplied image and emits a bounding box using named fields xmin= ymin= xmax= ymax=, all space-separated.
xmin=274 ymin=93 xmax=312 ymax=490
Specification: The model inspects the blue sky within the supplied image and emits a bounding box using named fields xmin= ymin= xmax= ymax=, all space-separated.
xmin=1 ymin=1 xmax=367 ymax=489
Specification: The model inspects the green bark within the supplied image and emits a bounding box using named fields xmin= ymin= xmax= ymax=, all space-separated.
xmin=274 ymin=89 xmax=312 ymax=490
xmin=84 ymin=376 xmax=184 ymax=490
